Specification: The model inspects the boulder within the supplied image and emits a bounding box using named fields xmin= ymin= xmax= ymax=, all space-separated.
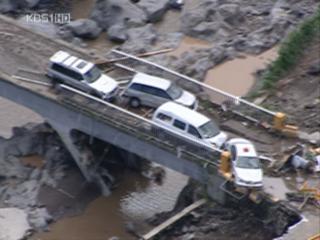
xmin=90 ymin=0 xmax=147 ymax=30
xmin=180 ymin=0 xmax=222 ymax=40
xmin=66 ymin=19 xmax=102 ymax=39
xmin=107 ymin=24 xmax=128 ymax=43
xmin=218 ymin=3 xmax=242 ymax=25
xmin=137 ymin=0 xmax=170 ymax=23
xmin=0 ymin=208 xmax=31 ymax=240
xmin=0 ymin=0 xmax=17 ymax=13
xmin=0 ymin=0 xmax=41 ymax=12
xmin=120 ymin=24 xmax=158 ymax=53
xmin=27 ymin=207 xmax=52 ymax=230
xmin=307 ymin=60 xmax=320 ymax=75
xmin=20 ymin=0 xmax=41 ymax=8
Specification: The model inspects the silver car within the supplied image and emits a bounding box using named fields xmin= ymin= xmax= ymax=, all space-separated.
xmin=123 ymin=72 xmax=197 ymax=109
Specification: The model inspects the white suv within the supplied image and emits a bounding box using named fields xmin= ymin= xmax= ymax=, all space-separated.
xmin=123 ymin=72 xmax=197 ymax=109
xmin=224 ymin=138 xmax=263 ymax=188
xmin=47 ymin=51 xmax=119 ymax=101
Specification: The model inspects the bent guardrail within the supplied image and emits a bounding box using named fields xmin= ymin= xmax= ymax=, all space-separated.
xmin=109 ymin=50 xmax=291 ymax=131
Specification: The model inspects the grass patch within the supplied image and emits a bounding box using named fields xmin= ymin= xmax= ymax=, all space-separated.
xmin=262 ymin=8 xmax=320 ymax=89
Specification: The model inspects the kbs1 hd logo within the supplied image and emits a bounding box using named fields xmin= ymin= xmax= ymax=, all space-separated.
xmin=26 ymin=13 xmax=71 ymax=24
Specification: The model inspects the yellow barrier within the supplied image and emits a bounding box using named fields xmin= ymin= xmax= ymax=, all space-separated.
xmin=219 ymin=151 xmax=232 ymax=179
xmin=273 ymin=112 xmax=299 ymax=136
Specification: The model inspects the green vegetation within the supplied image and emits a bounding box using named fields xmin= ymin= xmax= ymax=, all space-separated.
xmin=262 ymin=8 xmax=320 ymax=89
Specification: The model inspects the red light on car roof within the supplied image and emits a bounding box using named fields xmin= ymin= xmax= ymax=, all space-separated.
xmin=243 ymin=147 xmax=249 ymax=152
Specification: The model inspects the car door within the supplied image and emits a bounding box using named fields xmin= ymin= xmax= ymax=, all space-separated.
xmin=153 ymin=88 xmax=172 ymax=106
xmin=54 ymin=64 xmax=85 ymax=90
xmin=187 ymin=125 xmax=202 ymax=141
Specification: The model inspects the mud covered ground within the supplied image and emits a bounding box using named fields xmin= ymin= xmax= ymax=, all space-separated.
xmin=261 ymin=35 xmax=320 ymax=133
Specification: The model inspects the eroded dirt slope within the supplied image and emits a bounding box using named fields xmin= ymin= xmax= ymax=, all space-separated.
xmin=263 ymin=36 xmax=320 ymax=133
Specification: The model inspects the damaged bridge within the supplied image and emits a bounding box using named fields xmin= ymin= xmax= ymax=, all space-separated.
xmin=0 ymin=72 xmax=227 ymax=202
xmin=0 ymin=15 xmax=296 ymax=204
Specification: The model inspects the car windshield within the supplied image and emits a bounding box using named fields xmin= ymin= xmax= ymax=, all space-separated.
xmin=84 ymin=66 xmax=102 ymax=83
xmin=167 ymin=83 xmax=183 ymax=99
xmin=198 ymin=121 xmax=220 ymax=138
xmin=236 ymin=157 xmax=261 ymax=169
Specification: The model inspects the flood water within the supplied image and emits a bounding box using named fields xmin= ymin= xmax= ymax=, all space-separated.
xmin=32 ymin=168 xmax=188 ymax=239
xmin=170 ymin=36 xmax=211 ymax=57
xmin=205 ymin=47 xmax=278 ymax=97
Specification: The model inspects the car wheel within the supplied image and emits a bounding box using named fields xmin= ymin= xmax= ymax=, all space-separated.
xmin=129 ymin=97 xmax=140 ymax=108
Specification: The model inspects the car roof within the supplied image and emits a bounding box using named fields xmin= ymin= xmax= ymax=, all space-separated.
xmin=234 ymin=142 xmax=257 ymax=157
xmin=155 ymin=102 xmax=210 ymax=127
xmin=131 ymin=72 xmax=171 ymax=90
xmin=50 ymin=50 xmax=94 ymax=74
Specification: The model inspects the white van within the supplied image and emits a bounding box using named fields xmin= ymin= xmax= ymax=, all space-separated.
xmin=152 ymin=102 xmax=227 ymax=148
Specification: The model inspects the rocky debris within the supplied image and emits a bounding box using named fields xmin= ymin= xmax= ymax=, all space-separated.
xmin=120 ymin=24 xmax=158 ymax=54
xmin=66 ymin=19 xmax=102 ymax=39
xmin=107 ymin=23 xmax=128 ymax=43
xmin=0 ymin=123 xmax=70 ymax=230
xmin=90 ymin=0 xmax=147 ymax=30
xmin=0 ymin=208 xmax=31 ymax=240
xmin=218 ymin=3 xmax=243 ymax=26
xmin=180 ymin=0 xmax=317 ymax=54
xmin=171 ymin=44 xmax=230 ymax=80
xmin=0 ymin=0 xmax=17 ymax=13
xmin=137 ymin=0 xmax=170 ymax=23
xmin=307 ymin=60 xmax=320 ymax=75
xmin=168 ymin=0 xmax=184 ymax=10
xmin=0 ymin=0 xmax=41 ymax=13
xmin=0 ymin=123 xmax=148 ymax=232
xmin=151 ymin=180 xmax=301 ymax=240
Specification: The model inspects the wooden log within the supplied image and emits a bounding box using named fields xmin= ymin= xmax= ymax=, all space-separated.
xmin=141 ymin=199 xmax=207 ymax=240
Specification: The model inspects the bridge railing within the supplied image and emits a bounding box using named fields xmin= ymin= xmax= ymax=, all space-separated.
xmin=59 ymin=85 xmax=222 ymax=168
xmin=109 ymin=50 xmax=276 ymax=127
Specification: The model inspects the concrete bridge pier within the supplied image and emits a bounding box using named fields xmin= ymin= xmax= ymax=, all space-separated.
xmin=206 ymin=174 xmax=227 ymax=204
xmin=48 ymin=121 xmax=112 ymax=196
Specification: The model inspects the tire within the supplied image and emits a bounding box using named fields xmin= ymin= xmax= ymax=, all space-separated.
xmin=129 ymin=97 xmax=140 ymax=108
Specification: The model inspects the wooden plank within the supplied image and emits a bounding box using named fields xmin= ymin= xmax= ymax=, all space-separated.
xmin=142 ymin=199 xmax=207 ymax=240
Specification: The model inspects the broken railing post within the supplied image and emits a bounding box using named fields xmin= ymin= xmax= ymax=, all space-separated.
xmin=273 ymin=112 xmax=299 ymax=137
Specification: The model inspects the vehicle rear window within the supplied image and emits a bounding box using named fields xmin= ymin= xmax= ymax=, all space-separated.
xmin=173 ymin=119 xmax=186 ymax=130
xmin=156 ymin=113 xmax=172 ymax=123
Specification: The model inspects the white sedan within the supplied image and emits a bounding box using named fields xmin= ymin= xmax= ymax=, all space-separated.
xmin=225 ymin=138 xmax=263 ymax=188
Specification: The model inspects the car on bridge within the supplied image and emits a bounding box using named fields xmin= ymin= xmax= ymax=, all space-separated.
xmin=224 ymin=138 xmax=263 ymax=188
xmin=122 ymin=72 xmax=197 ymax=109
xmin=47 ymin=51 xmax=119 ymax=101
xmin=152 ymin=102 xmax=227 ymax=148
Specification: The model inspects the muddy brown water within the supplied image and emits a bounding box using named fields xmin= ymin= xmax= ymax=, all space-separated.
xmin=205 ymin=47 xmax=278 ymax=98
xmin=31 ymin=168 xmax=188 ymax=240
